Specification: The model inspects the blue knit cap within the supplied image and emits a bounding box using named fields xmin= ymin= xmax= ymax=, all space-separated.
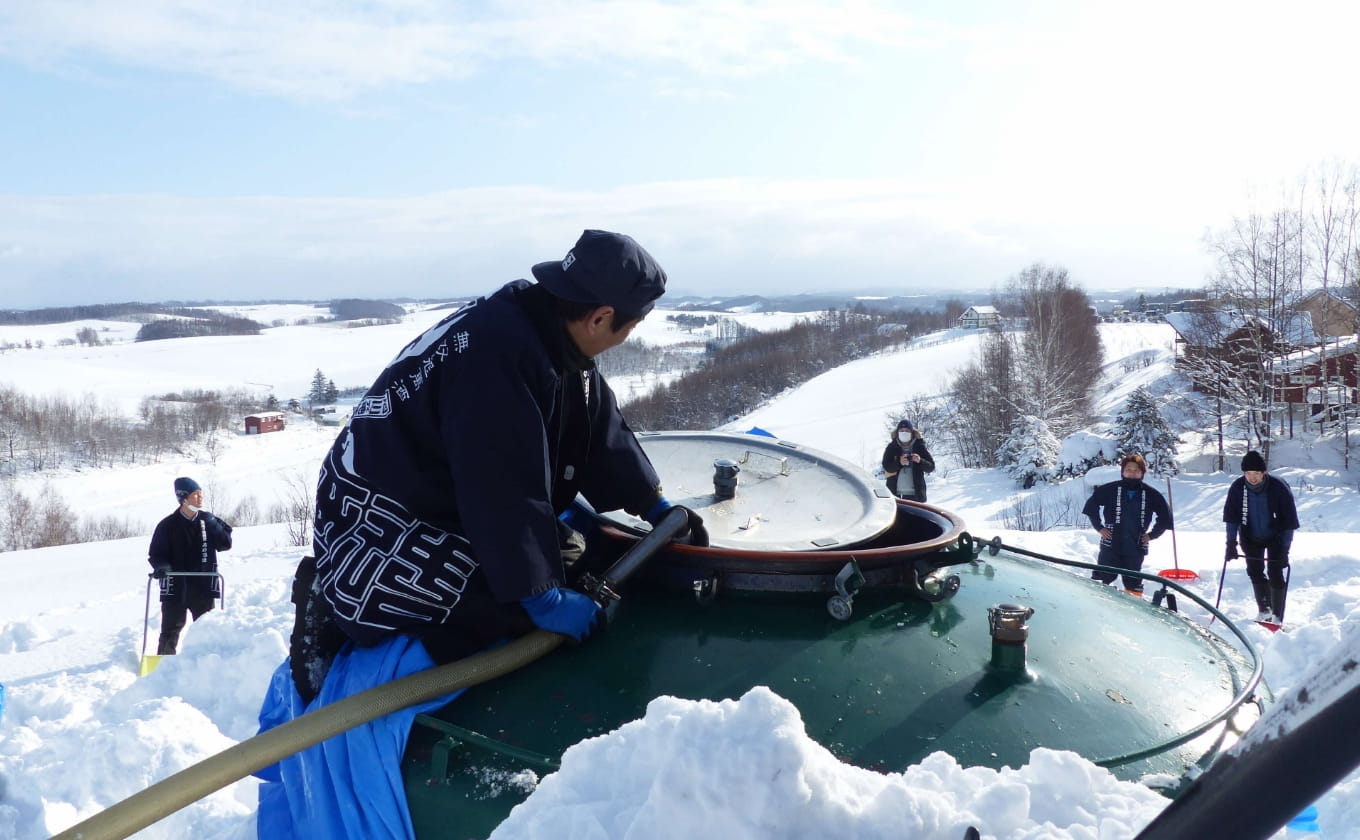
xmin=174 ymin=476 xmax=201 ymax=501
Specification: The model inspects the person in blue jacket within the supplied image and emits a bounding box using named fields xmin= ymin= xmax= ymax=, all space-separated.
xmin=147 ymin=476 xmax=232 ymax=654
xmin=1081 ymin=454 xmax=1172 ymax=596
xmin=1223 ymin=450 xmax=1299 ymax=622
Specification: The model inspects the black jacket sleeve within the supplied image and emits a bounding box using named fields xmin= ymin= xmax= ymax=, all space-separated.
xmin=577 ymin=370 xmax=663 ymax=516
xmin=914 ymin=440 xmax=935 ymax=474
xmin=148 ymin=516 xmax=174 ymax=570
xmin=1146 ymin=489 xmax=1172 ymax=539
xmin=1270 ymin=477 xmax=1301 ymax=531
xmin=200 ymin=512 xmax=233 ymax=551
xmin=881 ymin=443 xmax=900 ymax=477
xmin=1082 ymin=484 xmax=1106 ymax=529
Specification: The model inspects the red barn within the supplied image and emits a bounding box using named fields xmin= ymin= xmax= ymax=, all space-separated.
xmin=1273 ymin=340 xmax=1359 ymax=405
xmin=244 ymin=411 xmax=286 ymax=434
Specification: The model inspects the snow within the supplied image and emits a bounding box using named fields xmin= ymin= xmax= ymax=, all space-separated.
xmin=2 ymin=319 xmax=1359 ymax=840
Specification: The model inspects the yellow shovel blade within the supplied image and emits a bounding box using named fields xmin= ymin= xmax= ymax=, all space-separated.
xmin=138 ymin=654 xmax=163 ymax=677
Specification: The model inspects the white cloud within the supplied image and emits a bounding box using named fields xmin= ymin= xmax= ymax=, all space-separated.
xmin=0 ymin=177 xmax=1221 ymax=308
xmin=0 ymin=0 xmax=923 ymax=100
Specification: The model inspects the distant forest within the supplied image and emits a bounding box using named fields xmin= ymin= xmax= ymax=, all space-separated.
xmin=135 ymin=313 xmax=266 ymax=341
xmin=1 ymin=300 xmax=411 ymax=342
xmin=329 ymin=299 xmax=405 ymax=320
xmin=0 ymin=302 xmax=166 ymax=325
xmin=624 ymin=305 xmax=954 ymax=430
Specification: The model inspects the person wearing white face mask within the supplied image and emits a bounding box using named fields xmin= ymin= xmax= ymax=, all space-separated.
xmin=881 ymin=419 xmax=935 ymax=502
xmin=147 ymin=476 xmax=232 ymax=654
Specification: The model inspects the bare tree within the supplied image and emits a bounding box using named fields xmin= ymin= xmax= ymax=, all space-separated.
xmin=1305 ymin=162 xmax=1360 ymax=467
xmin=944 ymin=328 xmax=1018 ymax=468
xmin=276 ymin=470 xmax=315 ymax=547
xmin=1205 ymin=201 xmax=1308 ymax=464
xmin=1008 ymin=264 xmax=1104 ymax=439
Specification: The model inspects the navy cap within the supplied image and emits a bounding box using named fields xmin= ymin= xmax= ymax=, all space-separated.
xmin=896 ymin=419 xmax=914 ymax=431
xmin=174 ymin=476 xmax=201 ymax=501
xmin=531 ymin=230 xmax=667 ymax=316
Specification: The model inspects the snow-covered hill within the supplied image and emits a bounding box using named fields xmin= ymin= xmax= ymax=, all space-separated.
xmin=2 ymin=315 xmax=1359 ymax=840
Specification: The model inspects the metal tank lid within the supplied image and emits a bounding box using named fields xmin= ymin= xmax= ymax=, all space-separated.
xmin=601 ymin=430 xmax=898 ymax=552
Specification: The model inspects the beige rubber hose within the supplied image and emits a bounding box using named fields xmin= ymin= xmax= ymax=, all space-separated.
xmin=50 ymin=630 xmax=564 ymax=840
xmin=52 ymin=507 xmax=689 ymax=840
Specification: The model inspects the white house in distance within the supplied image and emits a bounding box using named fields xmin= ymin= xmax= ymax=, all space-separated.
xmin=958 ymin=305 xmax=1001 ymax=329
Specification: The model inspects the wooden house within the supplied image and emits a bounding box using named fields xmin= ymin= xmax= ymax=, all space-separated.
xmin=958 ymin=305 xmax=1001 ymax=330
xmin=1295 ymin=290 xmax=1359 ymax=340
xmin=244 ymin=411 xmax=286 ymax=434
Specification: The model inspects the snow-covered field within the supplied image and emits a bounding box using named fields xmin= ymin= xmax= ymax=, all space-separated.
xmin=2 ymin=313 xmax=1359 ymax=840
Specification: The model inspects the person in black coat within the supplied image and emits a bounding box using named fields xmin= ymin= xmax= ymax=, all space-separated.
xmin=881 ymin=419 xmax=935 ymax=502
xmin=147 ymin=476 xmax=232 ymax=655
xmin=1081 ymin=454 xmax=1172 ymax=596
xmin=1223 ymin=450 xmax=1300 ymax=622
xmin=294 ymin=230 xmax=706 ymax=701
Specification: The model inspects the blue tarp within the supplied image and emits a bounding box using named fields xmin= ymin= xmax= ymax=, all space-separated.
xmin=745 ymin=426 xmax=776 ymax=438
xmin=255 ymin=636 xmax=462 ymax=840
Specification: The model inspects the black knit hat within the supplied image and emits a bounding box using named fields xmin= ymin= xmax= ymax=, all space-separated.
xmin=531 ymin=230 xmax=667 ymax=317
xmin=896 ymin=419 xmax=914 ymax=432
xmin=1241 ymin=450 xmax=1267 ymax=472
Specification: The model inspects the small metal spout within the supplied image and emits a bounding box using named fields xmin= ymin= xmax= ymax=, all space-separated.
xmin=987 ymin=602 xmax=1035 ymax=673
xmin=713 ymin=458 xmax=740 ymax=499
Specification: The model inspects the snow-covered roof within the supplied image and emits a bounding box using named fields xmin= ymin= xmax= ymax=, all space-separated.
xmin=1164 ymin=309 xmax=1317 ymax=347
xmin=964 ymin=305 xmax=999 ymax=315
xmin=1276 ymin=335 xmax=1360 ymax=370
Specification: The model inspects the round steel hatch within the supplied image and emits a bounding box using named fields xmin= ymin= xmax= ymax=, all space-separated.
xmin=599 ymin=431 xmax=898 ymax=552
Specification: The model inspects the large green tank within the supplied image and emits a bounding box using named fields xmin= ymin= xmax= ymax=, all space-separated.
xmin=401 ymin=433 xmax=1266 ymax=839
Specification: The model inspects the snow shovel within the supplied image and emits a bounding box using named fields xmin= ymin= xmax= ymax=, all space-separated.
xmin=139 ymin=571 xmax=226 ymax=677
xmin=1157 ymin=476 xmax=1198 ymax=583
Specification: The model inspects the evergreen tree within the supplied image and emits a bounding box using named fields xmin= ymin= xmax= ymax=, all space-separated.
xmin=1113 ymin=386 xmax=1180 ymax=476
xmin=324 ymin=378 xmax=339 ymax=402
xmin=995 ymin=414 xmax=1061 ymax=489
xmin=307 ymin=369 xmax=329 ymax=405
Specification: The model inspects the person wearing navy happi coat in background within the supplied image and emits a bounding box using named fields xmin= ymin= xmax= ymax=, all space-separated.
xmin=1082 ymin=454 xmax=1172 ymax=596
xmin=1223 ymin=450 xmax=1300 ymax=623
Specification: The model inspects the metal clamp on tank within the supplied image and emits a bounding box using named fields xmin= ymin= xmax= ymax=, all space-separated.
xmin=712 ymin=458 xmax=741 ymax=499
xmin=987 ymin=603 xmax=1035 ymax=676
xmin=826 ymin=559 xmax=865 ymax=620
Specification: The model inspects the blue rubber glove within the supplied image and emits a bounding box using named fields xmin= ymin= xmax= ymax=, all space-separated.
xmin=519 ymin=588 xmax=603 ymax=642
xmin=643 ymin=497 xmax=710 ymax=548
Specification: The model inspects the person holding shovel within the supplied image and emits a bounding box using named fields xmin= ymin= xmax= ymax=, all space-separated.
xmin=146 ymin=476 xmax=232 ymax=655
xmin=1223 ymin=450 xmax=1299 ymax=623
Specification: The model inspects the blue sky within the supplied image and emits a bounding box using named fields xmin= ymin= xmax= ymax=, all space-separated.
xmin=2 ymin=1 xmax=1358 ymax=308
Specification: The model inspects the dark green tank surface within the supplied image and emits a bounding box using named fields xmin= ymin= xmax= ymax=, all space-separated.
xmin=403 ymin=547 xmax=1266 ymax=839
